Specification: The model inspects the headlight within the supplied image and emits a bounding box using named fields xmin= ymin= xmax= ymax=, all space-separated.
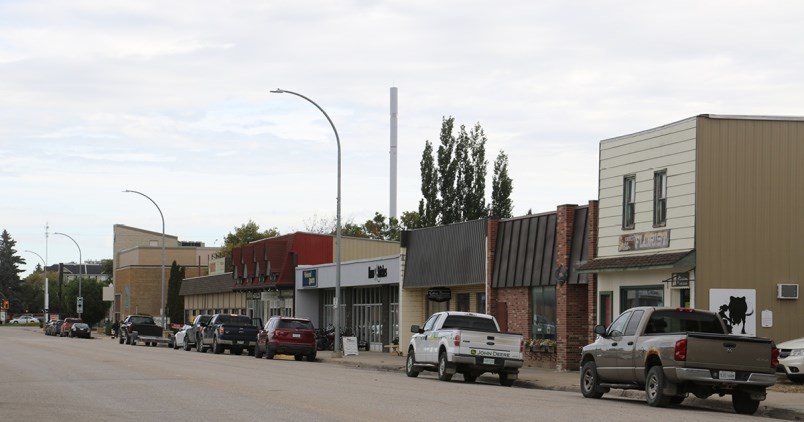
xmin=790 ymin=348 xmax=804 ymax=357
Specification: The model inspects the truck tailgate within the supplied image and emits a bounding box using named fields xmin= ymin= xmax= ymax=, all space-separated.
xmin=685 ymin=333 xmax=774 ymax=373
xmin=459 ymin=331 xmax=522 ymax=359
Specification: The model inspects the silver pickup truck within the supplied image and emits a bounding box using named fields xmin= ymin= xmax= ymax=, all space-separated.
xmin=580 ymin=307 xmax=779 ymax=415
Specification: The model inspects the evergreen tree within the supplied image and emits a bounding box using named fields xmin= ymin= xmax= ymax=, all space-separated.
xmin=417 ymin=140 xmax=439 ymax=227
xmin=491 ymin=150 xmax=514 ymax=218
xmin=0 ymin=230 xmax=25 ymax=312
xmin=167 ymin=260 xmax=185 ymax=325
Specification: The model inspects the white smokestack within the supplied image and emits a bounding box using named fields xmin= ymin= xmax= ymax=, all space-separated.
xmin=390 ymin=87 xmax=398 ymax=219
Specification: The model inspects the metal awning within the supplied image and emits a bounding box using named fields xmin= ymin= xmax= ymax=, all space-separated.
xmin=577 ymin=250 xmax=695 ymax=273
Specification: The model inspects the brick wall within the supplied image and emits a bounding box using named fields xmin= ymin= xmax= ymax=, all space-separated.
xmin=586 ymin=200 xmax=599 ymax=345
xmin=496 ymin=287 xmax=530 ymax=335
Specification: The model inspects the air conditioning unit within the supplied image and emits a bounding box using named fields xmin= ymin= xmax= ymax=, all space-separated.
xmin=777 ymin=284 xmax=799 ymax=299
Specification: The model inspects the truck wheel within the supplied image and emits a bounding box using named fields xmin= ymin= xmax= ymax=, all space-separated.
xmin=732 ymin=391 xmax=760 ymax=415
xmin=580 ymin=361 xmax=605 ymax=398
xmin=646 ymin=366 xmax=671 ymax=407
xmin=212 ymin=337 xmax=224 ymax=354
xmin=499 ymin=372 xmax=515 ymax=387
xmin=406 ymin=350 xmax=420 ymax=377
xmin=437 ymin=352 xmax=453 ymax=382
xmin=196 ymin=336 xmax=205 ymax=353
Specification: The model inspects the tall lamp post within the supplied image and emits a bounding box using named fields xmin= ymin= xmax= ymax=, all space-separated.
xmin=23 ymin=250 xmax=49 ymax=321
xmin=123 ymin=189 xmax=166 ymax=331
xmin=53 ymin=232 xmax=82 ymax=319
xmin=270 ymin=88 xmax=343 ymax=357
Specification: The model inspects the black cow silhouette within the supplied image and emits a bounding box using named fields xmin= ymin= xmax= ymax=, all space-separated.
xmin=727 ymin=296 xmax=754 ymax=335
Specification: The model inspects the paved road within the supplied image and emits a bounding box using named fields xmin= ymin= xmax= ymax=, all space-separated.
xmin=0 ymin=327 xmax=768 ymax=422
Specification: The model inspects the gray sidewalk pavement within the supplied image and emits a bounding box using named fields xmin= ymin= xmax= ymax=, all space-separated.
xmin=317 ymin=350 xmax=804 ymax=420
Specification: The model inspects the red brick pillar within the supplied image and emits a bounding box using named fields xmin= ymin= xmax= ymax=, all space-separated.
xmin=486 ymin=218 xmax=499 ymax=316
xmin=555 ymin=204 xmax=575 ymax=370
xmin=586 ymin=200 xmax=599 ymax=345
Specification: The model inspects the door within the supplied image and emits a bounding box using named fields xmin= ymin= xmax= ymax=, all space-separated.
xmin=594 ymin=310 xmax=632 ymax=381
xmin=496 ymin=302 xmax=509 ymax=332
xmin=613 ymin=309 xmax=643 ymax=382
xmin=416 ymin=313 xmax=440 ymax=363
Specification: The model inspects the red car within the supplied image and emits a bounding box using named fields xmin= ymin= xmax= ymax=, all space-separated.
xmin=60 ymin=317 xmax=83 ymax=337
xmin=255 ymin=316 xmax=317 ymax=361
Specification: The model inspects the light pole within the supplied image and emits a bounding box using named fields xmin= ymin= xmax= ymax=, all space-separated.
xmin=53 ymin=232 xmax=82 ymax=319
xmin=270 ymin=88 xmax=343 ymax=357
xmin=123 ymin=189 xmax=166 ymax=331
xmin=23 ymin=250 xmax=49 ymax=321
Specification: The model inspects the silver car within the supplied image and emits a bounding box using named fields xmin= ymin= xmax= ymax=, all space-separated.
xmin=777 ymin=336 xmax=804 ymax=384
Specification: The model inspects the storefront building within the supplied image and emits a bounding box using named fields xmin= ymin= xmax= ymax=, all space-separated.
xmin=295 ymin=255 xmax=400 ymax=351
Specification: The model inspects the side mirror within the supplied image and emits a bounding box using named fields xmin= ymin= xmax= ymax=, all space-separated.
xmin=410 ymin=325 xmax=421 ymax=333
xmin=593 ymin=324 xmax=607 ymax=337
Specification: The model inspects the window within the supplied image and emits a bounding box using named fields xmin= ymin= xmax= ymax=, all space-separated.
xmin=607 ymin=310 xmax=632 ymax=336
xmin=622 ymin=175 xmax=636 ymax=229
xmin=456 ymin=293 xmax=470 ymax=312
xmin=531 ymin=286 xmax=556 ymax=339
xmin=476 ymin=292 xmax=486 ymax=313
xmin=624 ymin=310 xmax=644 ymax=336
xmin=620 ymin=286 xmax=664 ymax=310
xmin=653 ymin=170 xmax=667 ymax=226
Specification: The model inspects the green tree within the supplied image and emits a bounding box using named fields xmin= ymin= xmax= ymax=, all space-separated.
xmin=219 ymin=220 xmax=279 ymax=271
xmin=0 ymin=230 xmax=25 ymax=312
xmin=417 ymin=140 xmax=439 ymax=228
xmin=361 ymin=212 xmax=402 ymax=241
xmin=491 ymin=150 xmax=514 ymax=218
xmin=399 ymin=211 xmax=422 ymax=232
xmin=166 ymin=260 xmax=185 ymax=325
xmin=21 ymin=269 xmax=58 ymax=314
xmin=461 ymin=123 xmax=488 ymax=221
xmin=437 ymin=116 xmax=460 ymax=224
xmin=62 ymin=277 xmax=108 ymax=327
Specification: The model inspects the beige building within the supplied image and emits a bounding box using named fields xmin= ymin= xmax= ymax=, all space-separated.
xmin=580 ymin=115 xmax=804 ymax=343
xmin=112 ymin=224 xmax=220 ymax=323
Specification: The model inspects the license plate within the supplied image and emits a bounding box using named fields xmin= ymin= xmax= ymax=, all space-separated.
xmin=719 ymin=371 xmax=736 ymax=380
xmin=483 ymin=358 xmax=495 ymax=365
xmin=292 ymin=333 xmax=301 ymax=338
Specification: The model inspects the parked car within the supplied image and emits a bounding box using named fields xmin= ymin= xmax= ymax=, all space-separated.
xmin=187 ymin=314 xmax=213 ymax=352
xmin=10 ymin=315 xmax=39 ymax=325
xmin=256 ymin=316 xmax=317 ymax=361
xmin=777 ymin=336 xmax=804 ymax=384
xmin=70 ymin=322 xmax=91 ymax=338
xmin=580 ymin=307 xmax=778 ymax=415
xmin=60 ymin=317 xmax=83 ymax=337
xmin=119 ymin=314 xmax=167 ymax=346
xmin=172 ymin=324 xmax=193 ymax=350
xmin=44 ymin=320 xmax=63 ymax=335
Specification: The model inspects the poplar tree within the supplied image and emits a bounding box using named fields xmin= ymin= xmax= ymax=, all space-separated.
xmin=491 ymin=150 xmax=514 ymax=218
xmin=436 ymin=116 xmax=460 ymax=225
xmin=418 ymin=140 xmax=439 ymax=227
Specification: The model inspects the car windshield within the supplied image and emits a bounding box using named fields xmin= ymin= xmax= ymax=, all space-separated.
xmin=129 ymin=316 xmax=155 ymax=325
xmin=441 ymin=315 xmax=499 ymax=332
xmin=277 ymin=319 xmax=313 ymax=330
xmin=217 ymin=315 xmax=252 ymax=326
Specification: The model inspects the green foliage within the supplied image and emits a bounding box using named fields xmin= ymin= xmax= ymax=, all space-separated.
xmin=166 ymin=261 xmax=185 ymax=324
xmin=0 ymin=230 xmax=25 ymax=313
xmin=437 ymin=116 xmax=460 ymax=225
xmin=418 ymin=140 xmax=439 ymax=228
xmin=219 ymin=220 xmax=280 ymax=271
xmin=61 ymin=277 xmax=109 ymax=327
xmin=491 ymin=150 xmax=514 ymax=218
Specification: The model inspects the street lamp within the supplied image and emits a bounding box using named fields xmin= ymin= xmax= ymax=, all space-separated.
xmin=123 ymin=189 xmax=166 ymax=331
xmin=53 ymin=232 xmax=82 ymax=319
xmin=23 ymin=250 xmax=49 ymax=321
xmin=270 ymin=88 xmax=343 ymax=357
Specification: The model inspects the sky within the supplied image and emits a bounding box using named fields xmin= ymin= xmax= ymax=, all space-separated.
xmin=3 ymin=1 xmax=804 ymax=277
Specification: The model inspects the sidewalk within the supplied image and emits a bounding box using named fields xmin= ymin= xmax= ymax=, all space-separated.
xmin=317 ymin=350 xmax=804 ymax=420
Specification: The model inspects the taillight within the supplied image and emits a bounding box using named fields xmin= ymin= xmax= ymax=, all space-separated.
xmin=219 ymin=326 xmax=225 ymax=335
xmin=453 ymin=334 xmax=461 ymax=347
xmin=771 ymin=345 xmax=780 ymax=369
xmin=674 ymin=338 xmax=687 ymax=361
xmin=520 ymin=338 xmax=525 ymax=354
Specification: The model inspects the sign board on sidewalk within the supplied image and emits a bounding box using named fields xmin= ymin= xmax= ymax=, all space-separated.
xmin=342 ymin=336 xmax=359 ymax=356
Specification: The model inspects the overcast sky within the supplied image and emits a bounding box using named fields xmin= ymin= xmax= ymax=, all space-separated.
xmin=3 ymin=1 xmax=803 ymax=277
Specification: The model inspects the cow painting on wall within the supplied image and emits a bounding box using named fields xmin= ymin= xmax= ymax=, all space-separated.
xmin=709 ymin=289 xmax=756 ymax=336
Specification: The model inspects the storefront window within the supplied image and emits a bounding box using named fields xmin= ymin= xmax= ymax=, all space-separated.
xmin=456 ymin=293 xmax=470 ymax=312
xmin=476 ymin=292 xmax=486 ymax=313
xmin=531 ymin=286 xmax=556 ymax=340
xmin=427 ymin=299 xmax=449 ymax=316
xmin=620 ymin=286 xmax=664 ymax=311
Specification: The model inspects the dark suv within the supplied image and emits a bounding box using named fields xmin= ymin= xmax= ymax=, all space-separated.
xmin=256 ymin=316 xmax=317 ymax=361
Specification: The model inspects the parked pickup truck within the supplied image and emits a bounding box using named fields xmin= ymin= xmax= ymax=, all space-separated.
xmin=580 ymin=306 xmax=779 ymax=415
xmin=406 ymin=311 xmax=523 ymax=386
xmin=199 ymin=314 xmax=260 ymax=355
xmin=119 ymin=314 xmax=168 ymax=347
xmin=185 ymin=314 xmax=213 ymax=352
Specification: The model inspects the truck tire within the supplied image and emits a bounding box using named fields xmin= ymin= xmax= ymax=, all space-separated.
xmin=646 ymin=366 xmax=671 ymax=407
xmin=580 ymin=361 xmax=605 ymax=398
xmin=405 ymin=350 xmax=420 ymax=378
xmin=183 ymin=339 xmax=192 ymax=351
xmin=196 ymin=336 xmax=205 ymax=353
xmin=212 ymin=337 xmax=224 ymax=354
xmin=499 ymin=372 xmax=515 ymax=387
xmin=437 ymin=352 xmax=453 ymax=382
xmin=732 ymin=391 xmax=760 ymax=415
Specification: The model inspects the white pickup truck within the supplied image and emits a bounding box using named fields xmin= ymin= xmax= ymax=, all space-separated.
xmin=405 ymin=311 xmax=524 ymax=386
